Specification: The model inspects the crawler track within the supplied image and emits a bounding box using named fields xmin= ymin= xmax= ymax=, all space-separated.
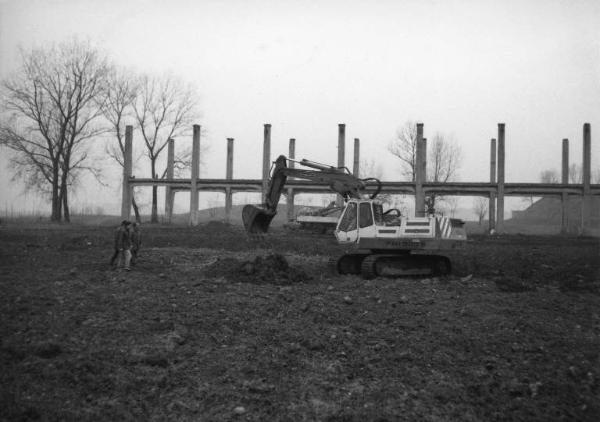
xmin=333 ymin=252 xmax=451 ymax=279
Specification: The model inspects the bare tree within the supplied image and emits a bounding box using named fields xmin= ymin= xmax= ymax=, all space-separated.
xmin=426 ymin=132 xmax=462 ymax=212
xmin=540 ymin=169 xmax=559 ymax=183
xmin=133 ymin=73 xmax=200 ymax=223
xmin=388 ymin=122 xmax=462 ymax=213
xmin=0 ymin=39 xmax=110 ymax=222
xmin=388 ymin=121 xmax=418 ymax=180
xmin=101 ymin=66 xmax=152 ymax=223
xmin=472 ymin=197 xmax=488 ymax=226
xmin=441 ymin=196 xmax=459 ymax=217
xmin=567 ymin=164 xmax=600 ymax=184
xmin=569 ymin=163 xmax=582 ymax=184
xmin=103 ymin=67 xmax=138 ymax=166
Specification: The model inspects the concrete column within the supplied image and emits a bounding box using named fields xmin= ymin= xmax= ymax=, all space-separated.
xmin=287 ymin=138 xmax=296 ymax=222
xmin=581 ymin=123 xmax=591 ymax=234
xmin=225 ymin=138 xmax=234 ymax=223
xmin=415 ymin=123 xmax=425 ymax=217
xmin=121 ymin=125 xmax=133 ymax=220
xmin=489 ymin=138 xmax=497 ymax=233
xmin=262 ymin=124 xmax=271 ymax=204
xmin=497 ymin=124 xmax=506 ymax=233
xmin=336 ymin=124 xmax=346 ymax=206
xmin=189 ymin=124 xmax=200 ymax=226
xmin=353 ymin=138 xmax=360 ymax=177
xmin=165 ymin=138 xmax=175 ymax=223
xmin=561 ymin=138 xmax=569 ymax=234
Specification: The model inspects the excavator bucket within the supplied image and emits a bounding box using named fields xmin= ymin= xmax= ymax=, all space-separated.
xmin=242 ymin=204 xmax=277 ymax=233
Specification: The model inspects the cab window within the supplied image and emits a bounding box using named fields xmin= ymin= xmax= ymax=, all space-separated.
xmin=359 ymin=202 xmax=373 ymax=228
xmin=338 ymin=202 xmax=357 ymax=232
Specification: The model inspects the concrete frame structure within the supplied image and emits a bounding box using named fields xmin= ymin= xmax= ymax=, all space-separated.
xmin=121 ymin=122 xmax=599 ymax=233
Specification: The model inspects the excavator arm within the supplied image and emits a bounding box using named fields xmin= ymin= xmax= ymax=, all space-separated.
xmin=243 ymin=155 xmax=381 ymax=233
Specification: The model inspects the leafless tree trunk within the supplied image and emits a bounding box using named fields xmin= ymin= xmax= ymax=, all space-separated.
xmin=0 ymin=39 xmax=109 ymax=222
xmin=132 ymin=193 xmax=141 ymax=222
xmin=133 ymin=74 xmax=200 ymax=223
xmin=473 ymin=197 xmax=488 ymax=226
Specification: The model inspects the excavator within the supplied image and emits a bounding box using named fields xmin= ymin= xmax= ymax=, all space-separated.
xmin=242 ymin=155 xmax=467 ymax=279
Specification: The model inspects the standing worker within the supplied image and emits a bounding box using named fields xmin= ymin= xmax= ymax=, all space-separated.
xmin=131 ymin=222 xmax=141 ymax=265
xmin=110 ymin=220 xmax=133 ymax=271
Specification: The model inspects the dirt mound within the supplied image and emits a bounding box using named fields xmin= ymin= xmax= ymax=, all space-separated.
xmin=204 ymin=253 xmax=311 ymax=284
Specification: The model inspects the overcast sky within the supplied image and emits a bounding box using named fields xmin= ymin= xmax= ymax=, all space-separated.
xmin=0 ymin=0 xmax=599 ymax=215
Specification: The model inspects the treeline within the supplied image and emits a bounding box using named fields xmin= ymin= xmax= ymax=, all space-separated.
xmin=0 ymin=38 xmax=201 ymax=223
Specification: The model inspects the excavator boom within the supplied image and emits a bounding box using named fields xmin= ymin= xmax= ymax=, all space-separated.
xmin=243 ymin=155 xmax=379 ymax=233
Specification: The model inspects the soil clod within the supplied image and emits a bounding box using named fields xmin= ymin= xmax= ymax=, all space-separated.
xmin=205 ymin=253 xmax=311 ymax=284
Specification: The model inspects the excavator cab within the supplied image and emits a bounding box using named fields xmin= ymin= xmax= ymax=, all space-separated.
xmin=334 ymin=199 xmax=375 ymax=244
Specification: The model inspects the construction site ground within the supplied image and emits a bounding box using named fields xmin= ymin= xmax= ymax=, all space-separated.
xmin=1 ymin=222 xmax=599 ymax=421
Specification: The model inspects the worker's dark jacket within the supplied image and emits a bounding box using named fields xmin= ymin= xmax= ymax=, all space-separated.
xmin=114 ymin=226 xmax=132 ymax=250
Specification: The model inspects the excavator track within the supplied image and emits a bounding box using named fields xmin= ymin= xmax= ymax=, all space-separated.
xmin=360 ymin=254 xmax=451 ymax=279
xmin=331 ymin=253 xmax=369 ymax=275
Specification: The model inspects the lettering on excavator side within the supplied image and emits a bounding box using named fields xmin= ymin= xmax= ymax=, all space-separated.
xmin=384 ymin=239 xmax=423 ymax=248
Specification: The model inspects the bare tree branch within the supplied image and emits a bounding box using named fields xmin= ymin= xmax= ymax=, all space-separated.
xmin=388 ymin=121 xmax=418 ymax=181
xmin=132 ymin=73 xmax=200 ymax=223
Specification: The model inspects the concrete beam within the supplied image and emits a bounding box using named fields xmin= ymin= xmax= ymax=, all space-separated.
xmin=131 ymin=177 xmax=599 ymax=197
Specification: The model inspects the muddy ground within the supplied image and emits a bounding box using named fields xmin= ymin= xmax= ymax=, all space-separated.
xmin=1 ymin=222 xmax=599 ymax=421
